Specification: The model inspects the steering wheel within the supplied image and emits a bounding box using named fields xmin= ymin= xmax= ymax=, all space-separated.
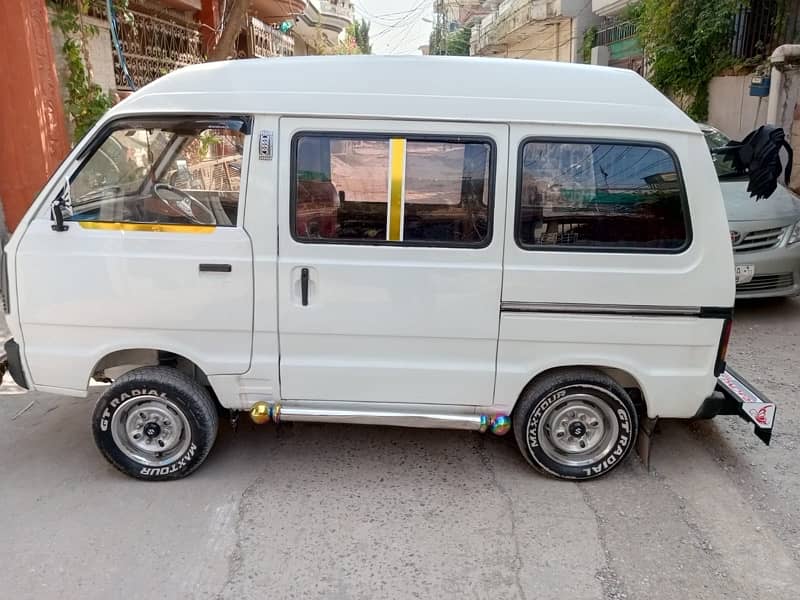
xmin=153 ymin=183 xmax=216 ymax=225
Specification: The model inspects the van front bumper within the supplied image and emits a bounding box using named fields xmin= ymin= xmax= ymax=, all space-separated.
xmin=695 ymin=367 xmax=776 ymax=444
xmin=3 ymin=339 xmax=28 ymax=389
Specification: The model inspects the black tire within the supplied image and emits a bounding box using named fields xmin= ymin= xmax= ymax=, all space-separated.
xmin=512 ymin=368 xmax=638 ymax=481
xmin=91 ymin=366 xmax=218 ymax=481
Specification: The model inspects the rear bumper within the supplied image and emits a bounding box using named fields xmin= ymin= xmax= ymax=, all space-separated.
xmin=3 ymin=339 xmax=28 ymax=389
xmin=695 ymin=367 xmax=776 ymax=444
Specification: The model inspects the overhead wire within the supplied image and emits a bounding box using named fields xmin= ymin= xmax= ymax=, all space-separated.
xmin=385 ymin=13 xmax=428 ymax=54
xmin=359 ymin=0 xmax=431 ymax=53
xmin=356 ymin=0 xmax=429 ymax=30
xmin=370 ymin=13 xmax=425 ymax=42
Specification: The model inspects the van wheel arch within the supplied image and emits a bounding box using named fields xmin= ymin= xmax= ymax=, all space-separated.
xmin=91 ymin=348 xmax=214 ymax=394
xmin=513 ymin=365 xmax=647 ymax=421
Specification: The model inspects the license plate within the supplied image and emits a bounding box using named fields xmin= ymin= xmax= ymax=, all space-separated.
xmin=735 ymin=264 xmax=755 ymax=284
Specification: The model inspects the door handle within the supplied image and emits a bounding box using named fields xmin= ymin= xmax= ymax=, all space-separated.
xmin=301 ymin=267 xmax=309 ymax=306
xmin=199 ymin=263 xmax=232 ymax=273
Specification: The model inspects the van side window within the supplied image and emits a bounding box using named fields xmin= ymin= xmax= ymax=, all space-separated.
xmin=293 ymin=134 xmax=493 ymax=246
xmin=516 ymin=140 xmax=689 ymax=251
xmin=68 ymin=118 xmax=247 ymax=228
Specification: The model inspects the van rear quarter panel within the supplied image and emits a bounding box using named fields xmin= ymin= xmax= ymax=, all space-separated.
xmin=497 ymin=125 xmax=735 ymax=419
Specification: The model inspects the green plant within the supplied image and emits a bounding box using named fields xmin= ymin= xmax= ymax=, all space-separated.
xmin=634 ymin=0 xmax=746 ymax=121
xmin=198 ymin=132 xmax=222 ymax=156
xmin=429 ymin=25 xmax=472 ymax=56
xmin=582 ymin=25 xmax=597 ymax=64
xmin=50 ymin=1 xmax=114 ymax=142
xmin=446 ymin=26 xmax=472 ymax=56
xmin=347 ymin=19 xmax=372 ymax=54
xmin=115 ymin=0 xmax=133 ymax=24
xmin=312 ymin=20 xmax=360 ymax=55
xmin=620 ymin=1 xmax=644 ymax=21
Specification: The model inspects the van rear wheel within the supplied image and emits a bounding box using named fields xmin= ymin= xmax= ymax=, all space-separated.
xmin=91 ymin=366 xmax=218 ymax=480
xmin=513 ymin=369 xmax=638 ymax=480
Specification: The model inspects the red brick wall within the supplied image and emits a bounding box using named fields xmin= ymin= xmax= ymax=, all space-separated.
xmin=0 ymin=0 xmax=70 ymax=232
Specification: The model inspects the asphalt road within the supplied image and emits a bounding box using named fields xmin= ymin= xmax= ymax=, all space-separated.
xmin=1 ymin=298 xmax=798 ymax=600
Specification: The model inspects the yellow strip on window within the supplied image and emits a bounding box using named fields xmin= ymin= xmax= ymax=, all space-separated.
xmin=388 ymin=138 xmax=406 ymax=242
xmin=78 ymin=222 xmax=215 ymax=234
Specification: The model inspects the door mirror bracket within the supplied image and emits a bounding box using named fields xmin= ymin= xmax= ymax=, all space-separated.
xmin=51 ymin=198 xmax=69 ymax=232
xmin=51 ymin=181 xmax=71 ymax=232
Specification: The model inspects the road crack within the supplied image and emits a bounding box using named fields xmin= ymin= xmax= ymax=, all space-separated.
xmin=579 ymin=486 xmax=630 ymax=600
xmin=475 ymin=437 xmax=527 ymax=600
xmin=214 ymin=470 xmax=264 ymax=600
xmin=650 ymin=468 xmax=739 ymax=578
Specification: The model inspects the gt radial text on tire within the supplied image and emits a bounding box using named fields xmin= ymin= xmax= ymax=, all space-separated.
xmin=513 ymin=368 xmax=639 ymax=480
xmin=91 ymin=366 xmax=219 ymax=481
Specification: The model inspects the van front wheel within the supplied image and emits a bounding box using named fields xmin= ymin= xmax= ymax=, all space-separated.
xmin=91 ymin=366 xmax=218 ymax=480
xmin=513 ymin=369 xmax=638 ymax=480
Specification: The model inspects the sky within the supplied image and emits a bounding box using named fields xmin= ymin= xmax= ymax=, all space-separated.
xmin=353 ymin=0 xmax=435 ymax=55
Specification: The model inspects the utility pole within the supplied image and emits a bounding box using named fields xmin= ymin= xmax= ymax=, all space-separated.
xmin=443 ymin=0 xmax=448 ymax=56
xmin=435 ymin=0 xmax=447 ymax=56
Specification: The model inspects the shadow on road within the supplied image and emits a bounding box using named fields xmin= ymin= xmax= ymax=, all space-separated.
xmin=734 ymin=296 xmax=800 ymax=322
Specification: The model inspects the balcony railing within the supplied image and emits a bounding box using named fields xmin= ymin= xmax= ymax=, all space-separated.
xmin=319 ymin=0 xmax=353 ymax=19
xmin=79 ymin=1 xmax=203 ymax=90
xmin=595 ymin=21 xmax=637 ymax=46
xmin=729 ymin=0 xmax=781 ymax=60
xmin=248 ymin=17 xmax=295 ymax=58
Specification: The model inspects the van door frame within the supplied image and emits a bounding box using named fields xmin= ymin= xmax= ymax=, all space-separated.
xmin=275 ymin=117 xmax=510 ymax=407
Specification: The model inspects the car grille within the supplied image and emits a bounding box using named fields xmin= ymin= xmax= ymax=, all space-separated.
xmin=733 ymin=227 xmax=786 ymax=252
xmin=737 ymin=273 xmax=795 ymax=293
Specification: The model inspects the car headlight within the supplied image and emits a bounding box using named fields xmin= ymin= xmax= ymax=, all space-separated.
xmin=789 ymin=220 xmax=800 ymax=246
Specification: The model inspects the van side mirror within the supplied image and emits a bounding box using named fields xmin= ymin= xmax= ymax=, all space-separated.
xmin=51 ymin=181 xmax=72 ymax=232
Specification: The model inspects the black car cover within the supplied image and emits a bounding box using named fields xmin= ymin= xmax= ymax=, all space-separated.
xmin=714 ymin=125 xmax=794 ymax=200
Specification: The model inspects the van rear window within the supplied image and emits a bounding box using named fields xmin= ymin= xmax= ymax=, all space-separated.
xmin=292 ymin=134 xmax=493 ymax=246
xmin=516 ymin=140 xmax=690 ymax=252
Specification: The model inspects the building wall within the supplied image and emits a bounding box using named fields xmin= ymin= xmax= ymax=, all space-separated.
xmin=780 ymin=70 xmax=800 ymax=192
xmin=293 ymin=33 xmax=313 ymax=56
xmin=709 ymin=71 xmax=800 ymax=192
xmin=571 ymin=4 xmax=601 ymax=63
xmin=0 ymin=0 xmax=70 ymax=233
xmin=591 ymin=0 xmax=633 ymax=17
xmin=503 ymin=18 xmax=575 ymax=62
xmin=484 ymin=3 xmax=598 ymax=62
xmin=708 ymin=76 xmax=769 ymax=140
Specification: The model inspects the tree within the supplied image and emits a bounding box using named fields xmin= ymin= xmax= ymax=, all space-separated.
xmin=208 ymin=0 xmax=249 ymax=61
xmin=347 ymin=18 xmax=372 ymax=55
xmin=429 ymin=25 xmax=471 ymax=56
xmin=446 ymin=26 xmax=471 ymax=56
xmin=634 ymin=0 xmax=744 ymax=121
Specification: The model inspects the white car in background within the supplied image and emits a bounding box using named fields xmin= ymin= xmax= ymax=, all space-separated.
xmin=702 ymin=123 xmax=800 ymax=298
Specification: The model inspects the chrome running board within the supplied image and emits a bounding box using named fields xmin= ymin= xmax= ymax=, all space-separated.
xmin=280 ymin=405 xmax=483 ymax=430
xmin=248 ymin=401 xmax=511 ymax=435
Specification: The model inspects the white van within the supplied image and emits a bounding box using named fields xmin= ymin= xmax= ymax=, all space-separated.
xmin=0 ymin=57 xmax=777 ymax=481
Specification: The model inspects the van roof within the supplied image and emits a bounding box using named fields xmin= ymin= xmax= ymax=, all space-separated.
xmin=114 ymin=56 xmax=699 ymax=135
